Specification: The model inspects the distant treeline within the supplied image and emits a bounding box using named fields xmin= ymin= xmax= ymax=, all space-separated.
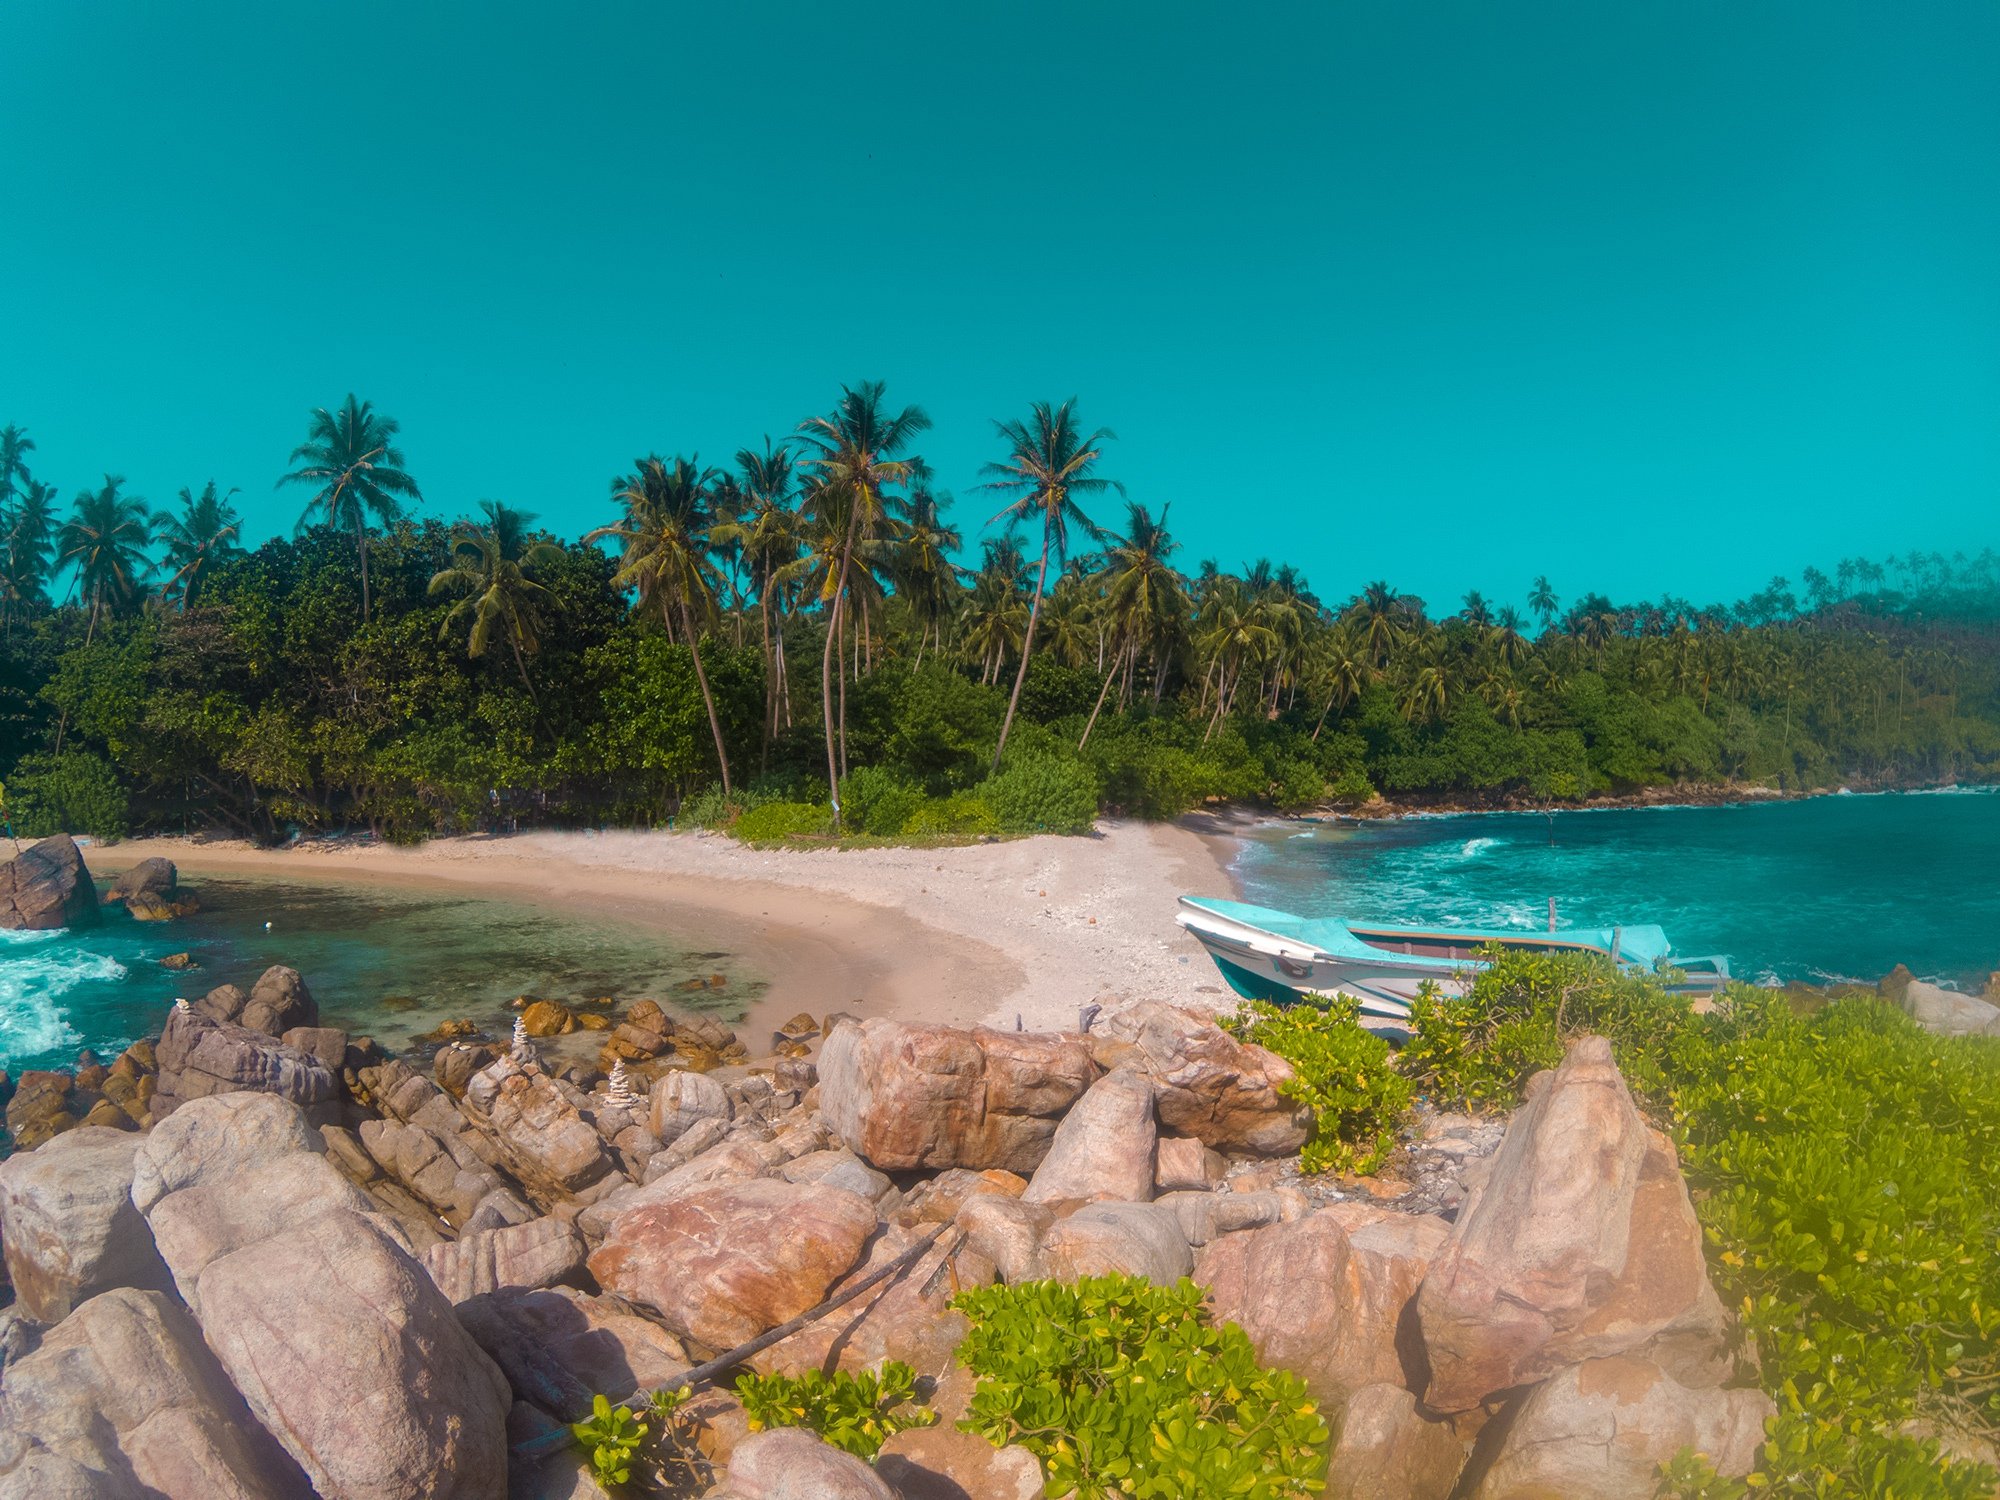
xmin=1 ymin=392 xmax=1996 ymax=843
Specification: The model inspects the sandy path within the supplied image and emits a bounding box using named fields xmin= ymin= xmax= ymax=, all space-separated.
xmin=95 ymin=818 xmax=1246 ymax=1036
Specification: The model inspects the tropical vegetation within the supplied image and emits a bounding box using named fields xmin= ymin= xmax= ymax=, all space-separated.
xmin=2 ymin=398 xmax=1998 ymax=843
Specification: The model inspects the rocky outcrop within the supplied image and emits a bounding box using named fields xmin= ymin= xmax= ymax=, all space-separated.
xmin=1041 ymin=1200 xmax=1194 ymax=1283
xmin=0 ymin=1126 xmax=170 ymax=1321
xmin=777 ymin=1148 xmax=892 ymax=1203
xmin=420 ymin=1216 xmax=584 ymax=1303
xmin=1325 ymin=1384 xmax=1467 ymax=1500
xmin=1023 ymin=1068 xmax=1157 ymax=1204
xmin=456 ymin=1286 xmax=688 ymax=1423
xmin=5 ymin=1069 xmax=81 ymax=1151
xmin=954 ymin=1196 xmax=1056 ymax=1285
xmin=1898 ymin=979 xmax=2000 ymax=1039
xmin=196 ymin=1208 xmax=512 ymax=1500
xmin=588 ymin=1178 xmax=877 ymax=1349
xmin=191 ymin=967 xmax=317 ymax=1037
xmin=152 ymin=1007 xmax=337 ymax=1116
xmin=714 ymin=1428 xmax=897 ymax=1500
xmin=0 ymin=1287 xmax=309 ymax=1499
xmin=1123 ymin=1002 xmax=1311 ymax=1156
xmin=1200 ymin=1208 xmax=1448 ymax=1407
xmin=1473 ymin=1357 xmax=1773 ymax=1498
xmin=876 ymin=1425 xmax=1044 ymax=1500
xmin=817 ymin=1019 xmax=1098 ymax=1173
xmin=0 ymin=834 xmax=97 ymax=931
xmin=1154 ymin=1134 xmax=1226 ymax=1191
xmin=470 ymin=1059 xmax=614 ymax=1198
xmin=1417 ymin=1037 xmax=1729 ymax=1413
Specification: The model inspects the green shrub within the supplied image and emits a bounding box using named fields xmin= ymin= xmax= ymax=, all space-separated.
xmin=952 ymin=1274 xmax=1329 ymax=1499
xmin=678 ymin=784 xmax=774 ymax=829
xmin=978 ymin=754 xmax=1099 ymax=835
xmin=1225 ymin=994 xmax=1412 ymax=1173
xmin=733 ymin=1362 xmax=934 ymax=1459
xmin=731 ymin=800 xmax=831 ymax=843
xmin=571 ymin=1393 xmax=647 ymax=1488
xmin=837 ymin=765 xmax=924 ymax=836
xmin=902 ymin=792 xmax=1000 ymax=838
xmin=1264 ymin=755 xmax=1328 ymax=810
xmin=1091 ymin=741 xmax=1216 ymax=818
xmin=3 ymin=751 xmax=130 ymax=839
xmin=1409 ymin=951 xmax=2000 ymax=1496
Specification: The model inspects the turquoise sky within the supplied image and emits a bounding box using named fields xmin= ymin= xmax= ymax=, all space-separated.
xmin=3 ymin=1 xmax=1996 ymax=613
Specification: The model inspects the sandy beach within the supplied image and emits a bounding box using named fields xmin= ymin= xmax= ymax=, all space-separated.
xmin=94 ymin=818 xmax=1248 ymax=1040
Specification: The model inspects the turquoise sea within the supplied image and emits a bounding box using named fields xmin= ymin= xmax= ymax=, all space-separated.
xmin=0 ymin=875 xmax=759 ymax=1076
xmin=1232 ymin=788 xmax=1999 ymax=990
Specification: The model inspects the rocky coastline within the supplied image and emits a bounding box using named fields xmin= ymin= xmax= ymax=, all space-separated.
xmin=1326 ymin=773 xmax=1990 ymax=821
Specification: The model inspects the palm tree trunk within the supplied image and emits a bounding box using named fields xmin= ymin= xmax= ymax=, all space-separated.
xmin=680 ymin=604 xmax=736 ymax=804
xmin=1078 ymin=644 xmax=1120 ymax=750
xmin=821 ymin=588 xmax=844 ymax=826
xmin=837 ymin=607 xmax=850 ymax=781
xmin=993 ymin=535 xmax=1051 ymax=770
xmin=356 ymin=510 xmax=372 ymax=623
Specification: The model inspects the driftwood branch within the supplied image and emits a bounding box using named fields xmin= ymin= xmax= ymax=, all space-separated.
xmin=514 ymin=1222 xmax=951 ymax=1461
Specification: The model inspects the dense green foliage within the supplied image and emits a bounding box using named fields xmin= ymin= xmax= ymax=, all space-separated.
xmin=1397 ymin=951 xmax=2000 ymax=1497
xmin=733 ymin=1362 xmax=935 ymax=1460
xmin=1225 ymin=993 xmax=1413 ymax=1173
xmin=4 ymin=404 xmax=1999 ymax=842
xmin=951 ymin=1274 xmax=1330 ymax=1499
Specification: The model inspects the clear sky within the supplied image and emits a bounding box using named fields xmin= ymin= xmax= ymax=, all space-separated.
xmin=3 ymin=1 xmax=1996 ymax=615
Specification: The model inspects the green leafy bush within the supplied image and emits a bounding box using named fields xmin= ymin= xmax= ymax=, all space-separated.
xmin=902 ymin=792 xmax=1000 ymax=838
xmin=838 ymin=765 xmax=924 ymax=836
xmin=1409 ymin=952 xmax=2000 ymax=1497
xmin=978 ymin=754 xmax=1100 ymax=835
xmin=1225 ymin=993 xmax=1412 ymax=1173
xmin=951 ymin=1274 xmax=1329 ymax=1499
xmin=4 ymin=750 xmax=130 ymax=839
xmin=571 ymin=1393 xmax=647 ymax=1487
xmin=730 ymin=800 xmax=832 ymax=843
xmin=733 ymin=1361 xmax=935 ymax=1459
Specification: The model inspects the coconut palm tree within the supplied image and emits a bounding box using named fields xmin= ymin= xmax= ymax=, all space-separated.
xmin=1528 ymin=575 xmax=1560 ymax=633
xmin=712 ymin=439 xmax=802 ymax=744
xmin=0 ymin=425 xmax=34 ymax=512
xmin=796 ymin=382 xmax=930 ymax=824
xmin=58 ymin=477 xmax=154 ymax=643
xmin=979 ymin=399 xmax=1121 ymax=768
xmin=0 ymin=478 xmax=58 ymax=631
xmin=158 ymin=482 xmax=244 ymax=609
xmin=588 ymin=456 xmax=734 ymax=795
xmin=277 ymin=395 xmax=422 ymax=622
xmin=428 ymin=501 xmax=564 ymax=698
xmin=893 ymin=480 xmax=964 ymax=668
xmin=1088 ymin=503 xmax=1188 ymax=726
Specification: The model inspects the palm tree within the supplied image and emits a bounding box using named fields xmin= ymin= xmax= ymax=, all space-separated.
xmin=796 ymin=382 xmax=930 ymax=823
xmin=429 ymin=501 xmax=564 ymax=698
xmin=277 ymin=394 xmax=422 ymax=622
xmin=893 ymin=480 xmax=964 ymax=668
xmin=0 ymin=425 xmax=34 ymax=512
xmin=1088 ymin=503 xmax=1188 ymax=731
xmin=588 ymin=456 xmax=734 ymax=795
xmin=1528 ymin=576 xmax=1560 ymax=633
xmin=979 ymin=399 xmax=1121 ymax=768
xmin=158 ymin=482 xmax=244 ymax=609
xmin=58 ymin=477 xmax=153 ymax=643
xmin=712 ymin=439 xmax=802 ymax=745
xmin=0 ymin=478 xmax=58 ymax=631
xmin=1352 ymin=581 xmax=1413 ymax=668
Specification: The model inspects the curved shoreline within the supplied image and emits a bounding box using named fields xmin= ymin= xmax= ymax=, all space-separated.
xmin=91 ymin=818 xmax=1242 ymax=1038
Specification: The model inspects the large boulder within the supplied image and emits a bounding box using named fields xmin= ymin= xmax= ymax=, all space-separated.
xmin=1023 ymin=1068 xmax=1157 ymax=1204
xmin=1325 ymin=1383 xmax=1467 ymax=1500
xmin=197 ymin=1208 xmax=511 ymax=1500
xmin=107 ymin=857 xmax=177 ymax=905
xmin=876 ymin=1426 xmax=1044 ymax=1500
xmin=588 ymin=1178 xmax=878 ymax=1349
xmin=1200 ymin=1208 xmax=1448 ymax=1407
xmin=420 ymin=1217 xmax=584 ymax=1303
xmin=1417 ymin=1037 xmax=1729 ymax=1413
xmin=152 ymin=1007 xmax=337 ymax=1115
xmin=0 ymin=834 xmax=97 ymax=931
xmin=817 ymin=1019 xmax=1098 ymax=1173
xmin=0 ymin=1287 xmax=308 ymax=1499
xmin=240 ymin=966 xmax=317 ymax=1036
xmin=479 ymin=1066 xmax=614 ymax=1197
xmin=1041 ymin=1201 xmax=1194 ymax=1284
xmin=648 ymin=1068 xmax=731 ymax=1145
xmin=1123 ymin=1002 xmax=1310 ymax=1156
xmin=0 ymin=1126 xmax=170 ymax=1322
xmin=131 ymin=1089 xmax=320 ymax=1210
xmin=716 ymin=1428 xmax=896 ymax=1500
xmin=1473 ymin=1357 xmax=1773 ymax=1499
xmin=455 ymin=1287 xmax=688 ymax=1422
xmin=1899 ymin=980 xmax=2000 ymax=1039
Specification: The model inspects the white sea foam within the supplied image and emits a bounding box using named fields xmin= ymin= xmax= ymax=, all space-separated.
xmin=0 ymin=930 xmax=117 ymax=1066
xmin=1456 ymin=836 xmax=1503 ymax=859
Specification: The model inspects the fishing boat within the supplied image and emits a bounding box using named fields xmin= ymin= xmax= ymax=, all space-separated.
xmin=1176 ymin=895 xmax=1730 ymax=1029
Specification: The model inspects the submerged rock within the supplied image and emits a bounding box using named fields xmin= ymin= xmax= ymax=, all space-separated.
xmin=0 ymin=834 xmax=97 ymax=931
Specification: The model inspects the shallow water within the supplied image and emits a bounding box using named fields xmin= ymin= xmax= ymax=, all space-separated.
xmin=1 ymin=875 xmax=761 ymax=1073
xmin=1233 ymin=788 xmax=2000 ymax=989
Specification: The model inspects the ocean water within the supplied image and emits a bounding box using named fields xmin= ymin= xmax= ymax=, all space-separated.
xmin=0 ymin=875 xmax=760 ymax=1075
xmin=1233 ymin=788 xmax=2000 ymax=989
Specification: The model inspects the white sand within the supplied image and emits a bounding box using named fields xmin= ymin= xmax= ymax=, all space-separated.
xmin=97 ymin=818 xmax=1246 ymax=1037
